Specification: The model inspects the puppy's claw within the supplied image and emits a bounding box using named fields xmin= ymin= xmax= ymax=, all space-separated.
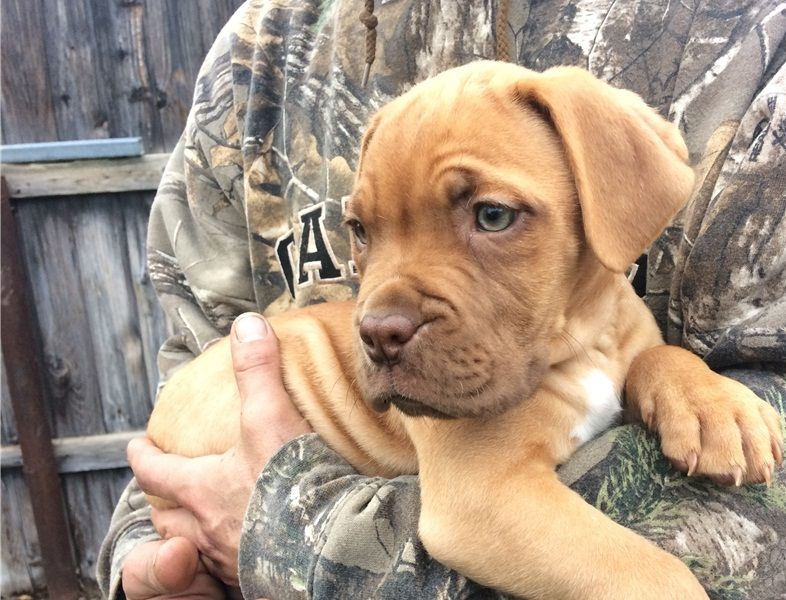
xmin=763 ymin=463 xmax=773 ymax=486
xmin=733 ymin=466 xmax=743 ymax=487
xmin=686 ymin=452 xmax=698 ymax=477
xmin=640 ymin=406 xmax=656 ymax=431
xmin=773 ymin=439 xmax=784 ymax=466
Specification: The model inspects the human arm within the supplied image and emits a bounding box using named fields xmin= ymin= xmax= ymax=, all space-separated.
xmin=238 ymin=436 xmax=510 ymax=600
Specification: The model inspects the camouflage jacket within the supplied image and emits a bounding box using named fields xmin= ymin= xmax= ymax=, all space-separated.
xmin=98 ymin=1 xmax=786 ymax=599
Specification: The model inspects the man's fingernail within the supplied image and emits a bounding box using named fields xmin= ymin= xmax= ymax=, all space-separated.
xmin=235 ymin=313 xmax=269 ymax=342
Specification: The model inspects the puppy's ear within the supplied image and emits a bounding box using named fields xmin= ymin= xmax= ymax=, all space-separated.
xmin=516 ymin=67 xmax=694 ymax=272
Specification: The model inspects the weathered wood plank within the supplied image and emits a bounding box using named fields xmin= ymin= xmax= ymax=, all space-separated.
xmin=1 ymin=1 xmax=243 ymax=152
xmin=91 ymin=0 xmax=166 ymax=151
xmin=14 ymin=194 xmax=164 ymax=437
xmin=141 ymin=1 xmax=196 ymax=148
xmin=2 ymin=468 xmax=134 ymax=597
xmin=14 ymin=198 xmax=111 ymax=439
xmin=0 ymin=0 xmax=58 ymax=144
xmin=1 ymin=472 xmax=45 ymax=595
xmin=1 ymin=153 xmax=169 ymax=198
xmin=69 ymin=194 xmax=163 ymax=431
xmin=3 ymin=180 xmax=82 ymax=599
xmin=42 ymin=0 xmax=112 ymax=141
xmin=1 ymin=430 xmax=143 ymax=472
xmin=62 ymin=469 xmax=134 ymax=590
xmin=4 ymin=192 xmax=166 ymax=593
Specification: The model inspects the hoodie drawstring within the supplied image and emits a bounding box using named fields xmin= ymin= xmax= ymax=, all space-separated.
xmin=496 ymin=0 xmax=511 ymax=62
xmin=360 ymin=0 xmax=378 ymax=87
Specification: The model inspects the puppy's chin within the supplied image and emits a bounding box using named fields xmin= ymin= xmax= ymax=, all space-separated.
xmin=360 ymin=353 xmax=550 ymax=419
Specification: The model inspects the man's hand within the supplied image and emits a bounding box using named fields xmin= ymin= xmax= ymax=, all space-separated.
xmin=128 ymin=313 xmax=312 ymax=586
xmin=122 ymin=537 xmax=225 ymax=600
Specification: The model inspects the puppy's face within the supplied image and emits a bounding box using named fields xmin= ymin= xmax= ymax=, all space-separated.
xmin=345 ymin=68 xmax=581 ymax=418
xmin=345 ymin=62 xmax=693 ymax=419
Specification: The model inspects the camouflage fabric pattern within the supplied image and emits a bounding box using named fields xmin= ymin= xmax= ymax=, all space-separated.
xmin=98 ymin=0 xmax=786 ymax=598
xmin=240 ymin=434 xmax=508 ymax=599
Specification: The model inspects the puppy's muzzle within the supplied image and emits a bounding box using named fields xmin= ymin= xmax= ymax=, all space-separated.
xmin=359 ymin=312 xmax=422 ymax=365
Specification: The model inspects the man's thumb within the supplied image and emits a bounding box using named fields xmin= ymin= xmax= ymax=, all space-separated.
xmin=230 ymin=313 xmax=287 ymax=403
xmin=122 ymin=537 xmax=199 ymax=598
xmin=230 ymin=312 xmax=311 ymax=455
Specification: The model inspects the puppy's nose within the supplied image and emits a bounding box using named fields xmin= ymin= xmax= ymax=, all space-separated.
xmin=359 ymin=313 xmax=419 ymax=365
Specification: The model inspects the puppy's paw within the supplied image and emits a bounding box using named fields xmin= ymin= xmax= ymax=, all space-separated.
xmin=637 ymin=372 xmax=783 ymax=486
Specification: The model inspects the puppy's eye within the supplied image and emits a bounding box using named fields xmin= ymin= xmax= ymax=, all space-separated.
xmin=346 ymin=219 xmax=368 ymax=245
xmin=475 ymin=204 xmax=516 ymax=232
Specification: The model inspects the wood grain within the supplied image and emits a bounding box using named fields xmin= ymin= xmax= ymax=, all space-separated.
xmin=1 ymin=153 xmax=169 ymax=198
xmin=0 ymin=0 xmax=58 ymax=144
xmin=1 ymin=467 xmax=136 ymax=596
xmin=4 ymin=193 xmax=168 ymax=595
xmin=1 ymin=472 xmax=44 ymax=595
xmin=1 ymin=0 xmax=245 ymax=152
xmin=43 ymin=0 xmax=112 ymax=141
xmin=13 ymin=194 xmax=166 ymax=437
xmin=63 ymin=469 xmax=135 ymax=589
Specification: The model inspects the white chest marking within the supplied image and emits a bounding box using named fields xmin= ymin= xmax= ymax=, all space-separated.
xmin=571 ymin=369 xmax=622 ymax=445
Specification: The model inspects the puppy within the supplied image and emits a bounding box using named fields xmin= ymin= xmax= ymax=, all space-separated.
xmin=148 ymin=61 xmax=783 ymax=599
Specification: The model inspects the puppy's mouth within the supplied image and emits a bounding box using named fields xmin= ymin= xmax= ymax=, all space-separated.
xmin=360 ymin=350 xmax=550 ymax=420
xmin=370 ymin=393 xmax=457 ymax=419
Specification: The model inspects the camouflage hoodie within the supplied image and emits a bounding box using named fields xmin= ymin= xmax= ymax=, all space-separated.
xmin=98 ymin=1 xmax=786 ymax=598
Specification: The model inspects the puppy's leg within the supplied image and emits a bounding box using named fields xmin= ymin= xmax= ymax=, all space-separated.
xmin=625 ymin=345 xmax=784 ymax=485
xmin=422 ymin=474 xmax=706 ymax=599
xmin=408 ymin=403 xmax=708 ymax=600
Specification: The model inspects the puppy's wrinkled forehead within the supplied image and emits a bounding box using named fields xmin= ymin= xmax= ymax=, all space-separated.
xmin=352 ymin=63 xmax=565 ymax=224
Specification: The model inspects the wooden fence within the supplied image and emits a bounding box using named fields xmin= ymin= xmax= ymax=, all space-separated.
xmin=1 ymin=1 xmax=244 ymax=596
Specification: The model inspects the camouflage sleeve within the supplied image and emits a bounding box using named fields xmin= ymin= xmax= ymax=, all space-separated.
xmin=97 ymin=8 xmax=255 ymax=598
xmin=96 ymin=479 xmax=158 ymax=599
xmin=239 ymin=433 xmax=509 ymax=600
xmin=664 ymin=62 xmax=786 ymax=371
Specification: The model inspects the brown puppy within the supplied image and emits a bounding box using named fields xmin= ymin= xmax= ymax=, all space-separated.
xmin=148 ymin=62 xmax=783 ymax=599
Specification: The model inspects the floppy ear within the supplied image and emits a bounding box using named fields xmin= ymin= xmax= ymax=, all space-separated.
xmin=516 ymin=67 xmax=695 ymax=273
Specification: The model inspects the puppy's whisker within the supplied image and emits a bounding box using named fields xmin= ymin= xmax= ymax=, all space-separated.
xmin=331 ymin=373 xmax=358 ymax=417
xmin=563 ymin=331 xmax=594 ymax=366
xmin=329 ymin=375 xmax=343 ymax=397
xmin=559 ymin=332 xmax=580 ymax=361
xmin=345 ymin=376 xmax=361 ymax=417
